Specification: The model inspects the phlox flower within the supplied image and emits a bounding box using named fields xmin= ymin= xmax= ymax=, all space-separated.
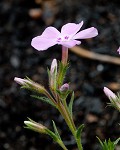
xmin=31 ymin=21 xmax=98 ymax=51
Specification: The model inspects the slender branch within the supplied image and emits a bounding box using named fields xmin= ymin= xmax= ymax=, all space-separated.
xmin=44 ymin=91 xmax=57 ymax=105
xmin=62 ymin=98 xmax=76 ymax=130
xmin=57 ymin=102 xmax=83 ymax=150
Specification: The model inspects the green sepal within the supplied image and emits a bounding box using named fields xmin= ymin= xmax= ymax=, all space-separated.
xmin=47 ymin=67 xmax=51 ymax=83
xmin=68 ymin=91 xmax=74 ymax=116
xmin=52 ymin=120 xmax=61 ymax=140
xmin=108 ymin=94 xmax=120 ymax=112
xmin=25 ymin=76 xmax=32 ymax=81
xmin=56 ymin=89 xmax=71 ymax=100
xmin=76 ymin=124 xmax=84 ymax=139
xmin=31 ymin=95 xmax=56 ymax=108
xmin=57 ymin=61 xmax=68 ymax=87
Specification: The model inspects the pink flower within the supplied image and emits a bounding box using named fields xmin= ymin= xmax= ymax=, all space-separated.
xmin=117 ymin=47 xmax=120 ymax=54
xmin=103 ymin=87 xmax=116 ymax=99
xmin=31 ymin=21 xmax=98 ymax=51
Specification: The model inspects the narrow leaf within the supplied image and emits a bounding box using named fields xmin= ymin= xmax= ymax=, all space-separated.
xmin=31 ymin=95 xmax=56 ymax=107
xmin=76 ymin=124 xmax=84 ymax=139
xmin=46 ymin=129 xmax=58 ymax=142
xmin=52 ymin=120 xmax=61 ymax=140
xmin=114 ymin=137 xmax=120 ymax=145
xmin=96 ymin=137 xmax=104 ymax=148
xmin=68 ymin=92 xmax=74 ymax=116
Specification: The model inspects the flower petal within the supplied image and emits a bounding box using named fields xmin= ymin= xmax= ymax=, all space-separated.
xmin=31 ymin=36 xmax=57 ymax=51
xmin=41 ymin=27 xmax=60 ymax=38
xmin=73 ymin=27 xmax=98 ymax=39
xmin=31 ymin=27 xmax=60 ymax=51
xmin=61 ymin=21 xmax=83 ymax=36
xmin=58 ymin=40 xmax=81 ymax=48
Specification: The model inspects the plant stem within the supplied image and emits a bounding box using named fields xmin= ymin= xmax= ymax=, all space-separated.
xmin=76 ymin=138 xmax=83 ymax=150
xmin=62 ymin=46 xmax=68 ymax=65
xmin=62 ymin=98 xmax=76 ymax=130
xmin=58 ymin=102 xmax=83 ymax=150
xmin=44 ymin=91 xmax=57 ymax=105
xmin=58 ymin=102 xmax=76 ymax=136
xmin=57 ymin=139 xmax=68 ymax=150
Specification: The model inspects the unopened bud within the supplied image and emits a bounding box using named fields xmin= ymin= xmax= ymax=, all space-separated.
xmin=50 ymin=59 xmax=57 ymax=74
xmin=50 ymin=59 xmax=57 ymax=89
xmin=14 ymin=77 xmax=47 ymax=95
xmin=103 ymin=87 xmax=120 ymax=111
xmin=24 ymin=120 xmax=47 ymax=134
xmin=60 ymin=83 xmax=69 ymax=92
xmin=103 ymin=87 xmax=116 ymax=99
xmin=14 ymin=77 xmax=30 ymax=85
xmin=117 ymin=47 xmax=120 ymax=55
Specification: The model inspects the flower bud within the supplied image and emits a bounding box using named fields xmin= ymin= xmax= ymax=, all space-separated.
xmin=50 ymin=59 xmax=57 ymax=74
xmin=14 ymin=77 xmax=30 ymax=85
xmin=50 ymin=59 xmax=57 ymax=89
xmin=117 ymin=47 xmax=120 ymax=55
xmin=24 ymin=119 xmax=47 ymax=134
xmin=14 ymin=77 xmax=47 ymax=95
xmin=60 ymin=83 xmax=69 ymax=92
xmin=103 ymin=87 xmax=116 ymax=99
xmin=103 ymin=87 xmax=120 ymax=111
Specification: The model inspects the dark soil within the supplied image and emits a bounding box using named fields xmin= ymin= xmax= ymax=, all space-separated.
xmin=0 ymin=0 xmax=120 ymax=150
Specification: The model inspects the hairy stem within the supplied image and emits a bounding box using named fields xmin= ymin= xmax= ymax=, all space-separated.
xmin=57 ymin=102 xmax=83 ymax=150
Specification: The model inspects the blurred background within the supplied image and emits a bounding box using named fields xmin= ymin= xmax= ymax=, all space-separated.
xmin=0 ymin=0 xmax=120 ymax=149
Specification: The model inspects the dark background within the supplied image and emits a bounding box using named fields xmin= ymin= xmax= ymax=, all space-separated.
xmin=0 ymin=0 xmax=120 ymax=150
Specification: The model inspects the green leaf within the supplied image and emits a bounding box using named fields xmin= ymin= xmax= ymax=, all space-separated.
xmin=46 ymin=129 xmax=59 ymax=142
xmin=68 ymin=92 xmax=74 ymax=116
xmin=31 ymin=95 xmax=56 ymax=107
xmin=52 ymin=120 xmax=61 ymax=140
xmin=97 ymin=137 xmax=104 ymax=148
xmin=97 ymin=137 xmax=118 ymax=150
xmin=114 ymin=137 xmax=120 ymax=145
xmin=76 ymin=124 xmax=84 ymax=139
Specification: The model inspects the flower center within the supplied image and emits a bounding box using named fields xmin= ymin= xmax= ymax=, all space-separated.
xmin=57 ymin=36 xmax=70 ymax=42
xmin=64 ymin=36 xmax=69 ymax=40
